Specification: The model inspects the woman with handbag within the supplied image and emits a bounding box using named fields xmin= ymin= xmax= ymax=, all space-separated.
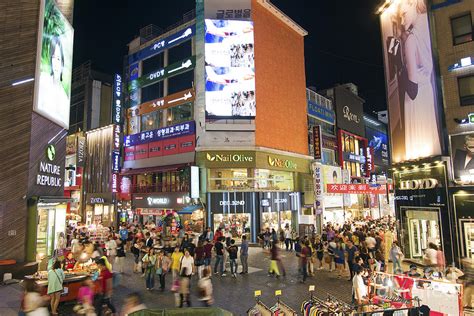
xmin=142 ymin=248 xmax=157 ymax=290
xmin=47 ymin=260 xmax=64 ymax=316
xmin=156 ymin=250 xmax=171 ymax=291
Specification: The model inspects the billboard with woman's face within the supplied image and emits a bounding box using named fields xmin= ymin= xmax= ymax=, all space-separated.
xmin=33 ymin=0 xmax=74 ymax=129
xmin=380 ymin=0 xmax=443 ymax=163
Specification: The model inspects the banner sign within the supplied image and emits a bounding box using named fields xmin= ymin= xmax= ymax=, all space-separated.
xmin=308 ymin=100 xmax=336 ymax=125
xmin=326 ymin=184 xmax=393 ymax=194
xmin=128 ymin=25 xmax=196 ymax=64
xmin=313 ymin=163 xmax=323 ymax=214
xmin=128 ymin=88 xmax=195 ymax=117
xmin=129 ymin=56 xmax=196 ymax=91
xmin=313 ymin=125 xmax=322 ymax=160
xmin=113 ymin=74 xmax=122 ymax=124
xmin=112 ymin=151 xmax=120 ymax=173
xmin=322 ymin=134 xmax=338 ymax=150
xmin=124 ymin=120 xmax=195 ymax=147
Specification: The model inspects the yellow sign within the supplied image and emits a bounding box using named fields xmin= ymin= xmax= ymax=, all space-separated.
xmin=309 ymin=285 xmax=315 ymax=291
xmin=275 ymin=290 xmax=282 ymax=296
xmin=254 ymin=290 xmax=262 ymax=297
xmin=267 ymin=155 xmax=297 ymax=170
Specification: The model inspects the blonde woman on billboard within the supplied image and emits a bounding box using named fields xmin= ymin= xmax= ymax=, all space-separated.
xmin=398 ymin=0 xmax=441 ymax=160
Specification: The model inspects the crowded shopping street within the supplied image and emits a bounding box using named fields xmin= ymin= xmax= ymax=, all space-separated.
xmin=1 ymin=0 xmax=474 ymax=315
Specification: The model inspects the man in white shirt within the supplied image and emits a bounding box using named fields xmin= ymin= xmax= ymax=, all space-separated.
xmin=284 ymin=227 xmax=292 ymax=251
xmin=352 ymin=266 xmax=368 ymax=309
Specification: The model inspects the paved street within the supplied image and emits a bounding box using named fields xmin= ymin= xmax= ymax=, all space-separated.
xmin=0 ymin=247 xmax=354 ymax=315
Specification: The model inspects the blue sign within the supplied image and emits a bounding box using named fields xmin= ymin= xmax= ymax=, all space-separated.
xmin=113 ymin=74 xmax=122 ymax=124
xmin=366 ymin=128 xmax=389 ymax=166
xmin=307 ymin=100 xmax=335 ymax=124
xmin=112 ymin=151 xmax=120 ymax=173
xmin=124 ymin=120 xmax=196 ymax=147
xmin=128 ymin=25 xmax=195 ymax=64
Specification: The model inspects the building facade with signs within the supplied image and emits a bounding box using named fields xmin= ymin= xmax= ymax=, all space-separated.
xmin=306 ymin=87 xmax=337 ymax=165
xmin=431 ymin=0 xmax=474 ymax=265
xmin=121 ymin=11 xmax=202 ymax=233
xmin=378 ymin=0 xmax=473 ymax=266
xmin=191 ymin=0 xmax=313 ymax=242
xmin=0 ymin=0 xmax=74 ymax=262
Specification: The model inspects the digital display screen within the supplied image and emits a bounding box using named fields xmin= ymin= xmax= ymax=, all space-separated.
xmin=205 ymin=19 xmax=256 ymax=118
xmin=366 ymin=128 xmax=389 ymax=166
xmin=34 ymin=0 xmax=74 ymax=129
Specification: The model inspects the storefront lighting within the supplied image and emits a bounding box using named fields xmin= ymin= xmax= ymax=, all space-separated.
xmin=448 ymin=56 xmax=473 ymax=72
xmin=12 ymin=77 xmax=34 ymax=86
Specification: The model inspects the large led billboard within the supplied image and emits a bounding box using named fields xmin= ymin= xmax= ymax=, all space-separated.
xmin=366 ymin=128 xmax=389 ymax=166
xmin=205 ymin=19 xmax=256 ymax=118
xmin=33 ymin=0 xmax=74 ymax=129
xmin=380 ymin=0 xmax=442 ymax=163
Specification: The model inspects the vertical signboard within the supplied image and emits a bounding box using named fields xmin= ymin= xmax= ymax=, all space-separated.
xmin=76 ymin=136 xmax=86 ymax=167
xmin=313 ymin=163 xmax=323 ymax=215
xmin=113 ymin=74 xmax=122 ymax=124
xmin=33 ymin=0 xmax=74 ymax=129
xmin=380 ymin=0 xmax=442 ymax=162
xmin=313 ymin=125 xmax=322 ymax=160
xmin=191 ymin=166 xmax=200 ymax=199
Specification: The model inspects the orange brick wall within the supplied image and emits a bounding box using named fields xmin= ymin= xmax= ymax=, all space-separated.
xmin=253 ymin=0 xmax=309 ymax=156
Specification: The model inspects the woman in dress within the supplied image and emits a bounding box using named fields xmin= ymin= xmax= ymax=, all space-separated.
xmin=47 ymin=260 xmax=64 ymax=315
xmin=399 ymin=0 xmax=441 ymax=159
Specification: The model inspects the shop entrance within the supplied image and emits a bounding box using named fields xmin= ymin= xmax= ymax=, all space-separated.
xmin=402 ymin=208 xmax=442 ymax=261
xmin=213 ymin=213 xmax=251 ymax=240
xmin=36 ymin=203 xmax=67 ymax=258
xmin=460 ymin=220 xmax=474 ymax=259
xmin=261 ymin=210 xmax=292 ymax=231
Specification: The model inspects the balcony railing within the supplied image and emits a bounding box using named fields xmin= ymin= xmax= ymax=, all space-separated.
xmin=131 ymin=183 xmax=190 ymax=194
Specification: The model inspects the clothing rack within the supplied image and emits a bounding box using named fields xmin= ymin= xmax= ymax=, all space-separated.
xmin=247 ymin=298 xmax=272 ymax=316
xmin=326 ymin=293 xmax=353 ymax=311
xmin=353 ymin=296 xmax=422 ymax=315
xmin=276 ymin=300 xmax=297 ymax=316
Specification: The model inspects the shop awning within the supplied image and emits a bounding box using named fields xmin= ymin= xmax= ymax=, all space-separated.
xmin=120 ymin=163 xmax=191 ymax=176
xmin=179 ymin=204 xmax=203 ymax=214
xmin=37 ymin=196 xmax=73 ymax=204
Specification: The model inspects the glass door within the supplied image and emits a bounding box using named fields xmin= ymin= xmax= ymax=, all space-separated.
xmin=36 ymin=209 xmax=49 ymax=257
xmin=409 ymin=219 xmax=422 ymax=257
xmin=464 ymin=223 xmax=474 ymax=259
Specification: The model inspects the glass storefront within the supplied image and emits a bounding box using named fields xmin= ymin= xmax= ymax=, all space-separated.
xmin=36 ymin=203 xmax=67 ymax=258
xmin=213 ymin=213 xmax=251 ymax=239
xmin=401 ymin=208 xmax=442 ymax=260
xmin=85 ymin=204 xmax=115 ymax=227
xmin=208 ymin=168 xmax=294 ymax=191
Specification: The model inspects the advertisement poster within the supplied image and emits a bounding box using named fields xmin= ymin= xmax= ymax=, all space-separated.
xmin=205 ymin=19 xmax=256 ymax=118
xmin=34 ymin=0 xmax=74 ymax=129
xmin=380 ymin=0 xmax=442 ymax=162
xmin=322 ymin=165 xmax=343 ymax=208
xmin=451 ymin=133 xmax=474 ymax=184
xmin=366 ymin=127 xmax=389 ymax=166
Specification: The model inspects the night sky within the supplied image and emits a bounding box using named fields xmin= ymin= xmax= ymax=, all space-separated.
xmin=72 ymin=0 xmax=386 ymax=112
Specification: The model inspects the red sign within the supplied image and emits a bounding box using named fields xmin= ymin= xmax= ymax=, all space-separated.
xmin=313 ymin=125 xmax=322 ymax=160
xmin=326 ymin=184 xmax=392 ymax=194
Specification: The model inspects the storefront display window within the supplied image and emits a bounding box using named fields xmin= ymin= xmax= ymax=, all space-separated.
xmin=208 ymin=168 xmax=294 ymax=191
xmin=213 ymin=213 xmax=251 ymax=239
xmin=401 ymin=208 xmax=441 ymax=261
xmin=181 ymin=210 xmax=205 ymax=233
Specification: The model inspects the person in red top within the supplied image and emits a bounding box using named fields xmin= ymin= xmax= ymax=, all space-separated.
xmin=62 ymin=252 xmax=76 ymax=270
xmin=94 ymin=259 xmax=116 ymax=316
xmin=213 ymin=228 xmax=223 ymax=243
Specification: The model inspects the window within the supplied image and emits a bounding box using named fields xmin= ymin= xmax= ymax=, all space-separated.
xmin=451 ymin=13 xmax=473 ymax=45
xmin=141 ymin=81 xmax=164 ymax=103
xmin=142 ymin=52 xmax=164 ymax=75
xmin=168 ymin=71 xmax=194 ymax=94
xmin=141 ymin=111 xmax=163 ymax=132
xmin=208 ymin=169 xmax=294 ymax=191
xmin=167 ymin=103 xmax=193 ymax=126
xmin=459 ymin=75 xmax=474 ymax=106
xmin=168 ymin=40 xmax=192 ymax=65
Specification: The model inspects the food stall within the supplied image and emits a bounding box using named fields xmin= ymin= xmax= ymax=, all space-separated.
xmin=25 ymin=257 xmax=100 ymax=303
